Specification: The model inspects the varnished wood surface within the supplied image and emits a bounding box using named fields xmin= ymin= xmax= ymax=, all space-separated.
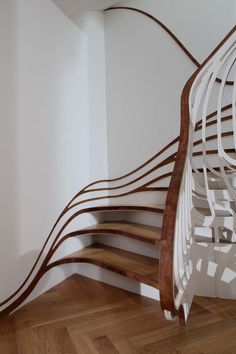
xmin=49 ymin=244 xmax=160 ymax=289
xmin=1 ymin=274 xmax=236 ymax=354
xmin=0 ymin=204 xmax=164 ymax=318
xmin=160 ymin=26 xmax=236 ymax=320
xmin=105 ymin=6 xmax=200 ymax=67
xmin=83 ymin=221 xmax=162 ymax=245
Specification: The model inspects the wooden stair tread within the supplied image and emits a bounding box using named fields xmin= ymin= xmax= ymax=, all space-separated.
xmin=60 ymin=243 xmax=159 ymax=288
xmin=90 ymin=204 xmax=165 ymax=213
xmin=83 ymin=221 xmax=162 ymax=245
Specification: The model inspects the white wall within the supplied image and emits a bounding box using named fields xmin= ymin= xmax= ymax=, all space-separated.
xmin=116 ymin=0 xmax=236 ymax=63
xmin=0 ymin=0 xmax=18 ymax=295
xmin=104 ymin=6 xmax=194 ymax=178
xmin=17 ymin=0 xmax=90 ymax=252
xmin=194 ymin=243 xmax=236 ymax=299
xmin=104 ymin=0 xmax=236 ymax=178
xmin=72 ymin=11 xmax=108 ymax=180
xmin=52 ymin=0 xmax=126 ymax=16
xmin=0 ymin=0 xmax=107 ymax=307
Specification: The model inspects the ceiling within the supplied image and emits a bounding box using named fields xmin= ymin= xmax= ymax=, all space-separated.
xmin=52 ymin=0 xmax=124 ymax=17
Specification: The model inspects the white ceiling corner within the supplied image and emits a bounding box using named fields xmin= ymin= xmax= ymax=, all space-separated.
xmin=52 ymin=0 xmax=124 ymax=18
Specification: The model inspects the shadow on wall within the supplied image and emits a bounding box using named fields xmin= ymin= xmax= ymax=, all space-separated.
xmin=0 ymin=216 xmax=98 ymax=311
xmin=0 ymin=249 xmax=81 ymax=312
xmin=0 ymin=0 xmax=19 ymax=301
xmin=0 ymin=0 xmax=94 ymax=312
xmin=194 ymin=242 xmax=236 ymax=299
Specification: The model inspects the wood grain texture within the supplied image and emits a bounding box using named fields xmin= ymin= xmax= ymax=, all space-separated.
xmin=48 ymin=243 xmax=160 ymax=289
xmin=52 ymin=221 xmax=162 ymax=258
xmin=1 ymin=275 xmax=236 ymax=354
xmin=160 ymin=26 xmax=236 ymax=319
xmin=83 ymin=221 xmax=162 ymax=245
xmin=0 ymin=204 xmax=164 ymax=318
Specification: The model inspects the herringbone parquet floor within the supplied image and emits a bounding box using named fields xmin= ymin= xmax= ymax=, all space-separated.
xmin=1 ymin=274 xmax=236 ymax=353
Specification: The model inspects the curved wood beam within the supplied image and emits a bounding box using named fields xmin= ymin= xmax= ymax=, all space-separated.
xmin=160 ymin=25 xmax=236 ymax=320
xmin=195 ymin=104 xmax=233 ymax=129
xmin=83 ymin=152 xmax=176 ymax=194
xmin=68 ymin=173 xmax=172 ymax=211
xmin=105 ymin=6 xmax=200 ymax=67
xmin=105 ymin=6 xmax=233 ymax=85
xmin=52 ymin=224 xmax=162 ymax=251
xmin=80 ymin=136 xmax=179 ymax=193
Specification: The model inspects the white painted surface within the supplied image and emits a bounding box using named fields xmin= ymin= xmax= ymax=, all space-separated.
xmin=194 ymin=243 xmax=236 ymax=299
xmin=73 ymin=11 xmax=108 ymax=180
xmin=0 ymin=0 xmax=19 ymax=298
xmin=52 ymin=0 xmax=126 ymax=17
xmin=0 ymin=0 xmax=108 ymax=306
xmin=104 ymin=0 xmax=236 ymax=179
xmin=104 ymin=7 xmax=195 ymax=178
xmin=17 ymin=0 xmax=90 ymax=255
xmin=116 ymin=0 xmax=236 ymax=63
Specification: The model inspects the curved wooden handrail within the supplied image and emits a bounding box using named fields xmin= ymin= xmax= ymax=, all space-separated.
xmin=160 ymin=25 xmax=236 ymax=321
xmin=105 ymin=6 xmax=200 ymax=67
xmin=81 ymin=136 xmax=179 ymax=192
xmin=82 ymin=152 xmax=176 ymax=193
xmin=104 ymin=6 xmax=233 ymax=86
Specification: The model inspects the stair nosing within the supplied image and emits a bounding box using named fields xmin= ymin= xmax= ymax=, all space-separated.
xmin=82 ymin=221 xmax=162 ymax=245
xmin=49 ymin=243 xmax=160 ymax=289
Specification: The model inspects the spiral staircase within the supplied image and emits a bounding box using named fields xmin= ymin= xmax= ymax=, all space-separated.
xmin=0 ymin=8 xmax=235 ymax=325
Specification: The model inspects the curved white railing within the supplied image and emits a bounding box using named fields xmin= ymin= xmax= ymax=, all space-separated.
xmin=161 ymin=26 xmax=236 ymax=323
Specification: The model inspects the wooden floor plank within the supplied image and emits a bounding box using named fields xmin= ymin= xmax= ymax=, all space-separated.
xmin=1 ymin=274 xmax=236 ymax=354
xmin=93 ymin=335 xmax=119 ymax=354
xmin=0 ymin=335 xmax=18 ymax=354
xmin=114 ymin=339 xmax=140 ymax=354
xmin=68 ymin=330 xmax=100 ymax=354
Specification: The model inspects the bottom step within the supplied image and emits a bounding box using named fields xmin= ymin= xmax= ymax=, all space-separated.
xmin=49 ymin=244 xmax=160 ymax=289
